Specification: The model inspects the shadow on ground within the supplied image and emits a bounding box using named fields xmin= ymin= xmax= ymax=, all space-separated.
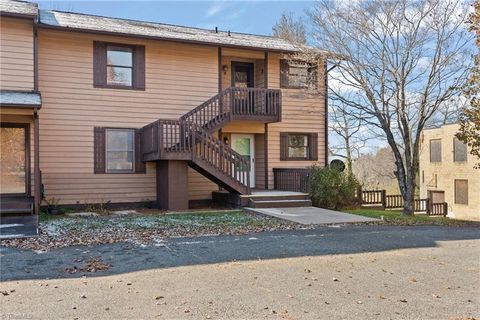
xmin=1 ymin=225 xmax=479 ymax=281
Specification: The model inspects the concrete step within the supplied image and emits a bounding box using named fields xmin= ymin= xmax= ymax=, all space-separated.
xmin=249 ymin=199 xmax=312 ymax=208
xmin=247 ymin=194 xmax=310 ymax=202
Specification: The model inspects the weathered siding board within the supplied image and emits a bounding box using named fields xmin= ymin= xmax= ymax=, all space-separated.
xmin=0 ymin=17 xmax=34 ymax=91
xmin=254 ymin=133 xmax=265 ymax=189
xmin=38 ymin=29 xmax=217 ymax=204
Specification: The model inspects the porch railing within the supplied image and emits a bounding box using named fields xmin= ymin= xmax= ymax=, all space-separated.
xmin=180 ymin=87 xmax=282 ymax=132
xmin=140 ymin=119 xmax=250 ymax=193
xmin=273 ymin=168 xmax=311 ymax=193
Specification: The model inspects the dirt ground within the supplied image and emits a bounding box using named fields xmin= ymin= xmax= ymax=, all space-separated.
xmin=1 ymin=228 xmax=479 ymax=320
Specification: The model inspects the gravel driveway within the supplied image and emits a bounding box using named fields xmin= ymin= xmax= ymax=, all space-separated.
xmin=1 ymin=225 xmax=479 ymax=319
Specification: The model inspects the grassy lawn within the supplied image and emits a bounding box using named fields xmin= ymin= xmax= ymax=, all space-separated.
xmin=345 ymin=208 xmax=478 ymax=226
xmin=40 ymin=209 xmax=285 ymax=233
xmin=5 ymin=209 xmax=296 ymax=251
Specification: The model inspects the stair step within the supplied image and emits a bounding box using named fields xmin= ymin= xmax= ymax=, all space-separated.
xmin=249 ymin=199 xmax=312 ymax=208
xmin=246 ymin=195 xmax=310 ymax=201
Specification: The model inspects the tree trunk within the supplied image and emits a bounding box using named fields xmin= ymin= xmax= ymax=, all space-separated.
xmin=402 ymin=180 xmax=415 ymax=216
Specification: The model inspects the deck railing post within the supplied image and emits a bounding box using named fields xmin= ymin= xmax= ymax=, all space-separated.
xmin=381 ymin=190 xmax=387 ymax=209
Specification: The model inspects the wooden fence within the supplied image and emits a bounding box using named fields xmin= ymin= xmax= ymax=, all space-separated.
xmin=360 ymin=189 xmax=447 ymax=216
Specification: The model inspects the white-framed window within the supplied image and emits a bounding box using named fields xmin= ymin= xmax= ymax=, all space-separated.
xmin=105 ymin=128 xmax=135 ymax=173
xmin=106 ymin=45 xmax=133 ymax=87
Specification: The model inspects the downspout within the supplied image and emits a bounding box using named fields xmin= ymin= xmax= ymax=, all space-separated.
xmin=264 ymin=51 xmax=269 ymax=189
xmin=324 ymin=62 xmax=338 ymax=167
xmin=33 ymin=13 xmax=41 ymax=216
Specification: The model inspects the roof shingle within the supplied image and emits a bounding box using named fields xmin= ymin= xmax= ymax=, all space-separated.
xmin=0 ymin=0 xmax=37 ymax=18
xmin=39 ymin=9 xmax=302 ymax=52
xmin=0 ymin=91 xmax=42 ymax=107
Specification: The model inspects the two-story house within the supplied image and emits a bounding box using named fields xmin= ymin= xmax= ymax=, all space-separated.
xmin=419 ymin=123 xmax=479 ymax=221
xmin=0 ymin=0 xmax=328 ymax=219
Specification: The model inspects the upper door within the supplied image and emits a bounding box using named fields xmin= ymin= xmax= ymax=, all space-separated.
xmin=231 ymin=62 xmax=254 ymax=88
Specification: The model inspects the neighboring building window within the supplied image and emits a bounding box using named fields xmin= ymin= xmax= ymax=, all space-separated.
xmin=93 ymin=42 xmax=145 ymax=90
xmin=429 ymin=139 xmax=442 ymax=163
xmin=107 ymin=46 xmax=133 ymax=86
xmin=280 ymin=132 xmax=318 ymax=161
xmin=93 ymin=127 xmax=145 ymax=174
xmin=280 ymin=60 xmax=317 ymax=89
xmin=453 ymin=137 xmax=467 ymax=162
xmin=106 ymin=129 xmax=135 ymax=172
xmin=454 ymin=179 xmax=468 ymax=205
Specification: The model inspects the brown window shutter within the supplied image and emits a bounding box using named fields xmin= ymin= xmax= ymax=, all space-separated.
xmin=280 ymin=59 xmax=289 ymax=88
xmin=93 ymin=127 xmax=106 ymax=173
xmin=309 ymin=133 xmax=318 ymax=161
xmin=280 ymin=132 xmax=288 ymax=160
xmin=93 ymin=41 xmax=107 ymax=87
xmin=135 ymin=129 xmax=146 ymax=173
xmin=133 ymin=45 xmax=146 ymax=90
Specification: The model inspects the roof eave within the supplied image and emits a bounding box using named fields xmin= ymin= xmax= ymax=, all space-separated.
xmin=0 ymin=103 xmax=42 ymax=109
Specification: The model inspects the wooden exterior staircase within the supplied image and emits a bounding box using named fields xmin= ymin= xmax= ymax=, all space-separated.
xmin=140 ymin=87 xmax=281 ymax=206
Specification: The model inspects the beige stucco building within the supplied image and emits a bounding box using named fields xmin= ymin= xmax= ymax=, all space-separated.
xmin=419 ymin=123 xmax=480 ymax=221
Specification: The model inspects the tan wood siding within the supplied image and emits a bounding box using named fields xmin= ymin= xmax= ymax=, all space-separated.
xmin=254 ymin=133 xmax=265 ymax=189
xmin=38 ymin=29 xmax=217 ymax=205
xmin=0 ymin=17 xmax=34 ymax=91
xmin=266 ymin=54 xmax=326 ymax=188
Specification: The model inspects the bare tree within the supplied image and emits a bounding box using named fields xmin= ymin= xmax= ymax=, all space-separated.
xmin=456 ymin=1 xmax=480 ymax=168
xmin=309 ymin=0 xmax=473 ymax=215
xmin=273 ymin=12 xmax=307 ymax=44
xmin=329 ymin=99 xmax=370 ymax=174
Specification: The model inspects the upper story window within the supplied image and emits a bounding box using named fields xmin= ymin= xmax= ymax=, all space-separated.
xmin=107 ymin=46 xmax=133 ymax=86
xmin=280 ymin=132 xmax=318 ymax=161
xmin=280 ymin=60 xmax=318 ymax=89
xmin=429 ymin=139 xmax=442 ymax=163
xmin=93 ymin=42 xmax=145 ymax=90
xmin=453 ymin=137 xmax=467 ymax=162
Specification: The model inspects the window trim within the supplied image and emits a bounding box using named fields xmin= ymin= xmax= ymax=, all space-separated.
xmin=429 ymin=139 xmax=442 ymax=163
xmin=280 ymin=132 xmax=318 ymax=161
xmin=93 ymin=41 xmax=145 ymax=90
xmin=105 ymin=128 xmax=135 ymax=173
xmin=106 ymin=45 xmax=134 ymax=87
xmin=94 ymin=127 xmax=146 ymax=174
xmin=287 ymin=133 xmax=310 ymax=160
xmin=280 ymin=59 xmax=318 ymax=89
xmin=454 ymin=179 xmax=468 ymax=205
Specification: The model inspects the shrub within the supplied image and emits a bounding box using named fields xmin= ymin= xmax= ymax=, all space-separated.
xmin=309 ymin=165 xmax=360 ymax=209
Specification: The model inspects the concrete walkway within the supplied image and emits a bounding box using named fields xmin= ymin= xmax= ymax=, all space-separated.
xmin=246 ymin=206 xmax=379 ymax=225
